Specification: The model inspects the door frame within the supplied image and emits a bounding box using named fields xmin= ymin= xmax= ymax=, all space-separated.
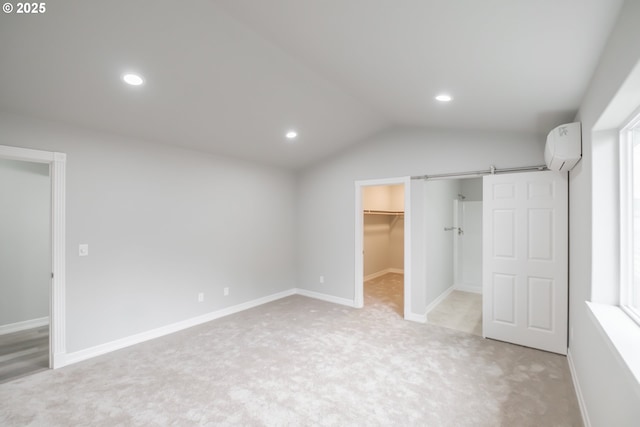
xmin=0 ymin=144 xmax=66 ymax=369
xmin=354 ymin=176 xmax=412 ymax=319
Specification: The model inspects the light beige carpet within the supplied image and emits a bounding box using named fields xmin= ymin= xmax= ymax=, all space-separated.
xmin=364 ymin=272 xmax=404 ymax=318
xmin=0 ymin=286 xmax=582 ymax=426
xmin=428 ymin=290 xmax=483 ymax=336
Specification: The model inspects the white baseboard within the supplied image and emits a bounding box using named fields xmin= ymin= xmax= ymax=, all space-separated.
xmin=567 ymin=348 xmax=591 ymax=427
xmin=364 ymin=270 xmax=387 ymax=281
xmin=425 ymin=286 xmax=455 ymax=315
xmin=453 ymin=284 xmax=483 ymax=294
xmin=295 ymin=288 xmax=355 ymax=307
xmin=55 ymin=280 xmax=421 ymax=368
xmin=58 ymin=289 xmax=296 ymax=368
xmin=405 ymin=311 xmax=427 ymax=323
xmin=0 ymin=316 xmax=49 ymax=335
xmin=364 ymin=268 xmax=404 ymax=281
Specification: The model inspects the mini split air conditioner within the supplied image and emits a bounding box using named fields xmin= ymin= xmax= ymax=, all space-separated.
xmin=544 ymin=122 xmax=582 ymax=172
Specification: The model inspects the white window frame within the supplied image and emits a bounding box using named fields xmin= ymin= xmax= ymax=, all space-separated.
xmin=620 ymin=109 xmax=640 ymax=326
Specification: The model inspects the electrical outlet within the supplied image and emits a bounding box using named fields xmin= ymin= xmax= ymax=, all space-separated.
xmin=319 ymin=275 xmax=324 ymax=284
xmin=79 ymin=244 xmax=89 ymax=257
xmin=223 ymin=287 xmax=229 ymax=296
xmin=198 ymin=292 xmax=204 ymax=302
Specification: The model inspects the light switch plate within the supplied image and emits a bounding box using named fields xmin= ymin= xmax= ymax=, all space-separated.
xmin=79 ymin=244 xmax=89 ymax=256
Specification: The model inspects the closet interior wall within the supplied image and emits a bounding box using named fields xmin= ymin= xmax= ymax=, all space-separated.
xmin=424 ymin=177 xmax=483 ymax=307
xmin=363 ymin=185 xmax=404 ymax=279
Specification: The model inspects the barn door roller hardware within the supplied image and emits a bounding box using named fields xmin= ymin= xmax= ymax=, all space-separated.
xmin=411 ymin=164 xmax=546 ymax=180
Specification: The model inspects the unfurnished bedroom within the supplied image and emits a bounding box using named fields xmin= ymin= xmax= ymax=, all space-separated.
xmin=1 ymin=1 xmax=639 ymax=426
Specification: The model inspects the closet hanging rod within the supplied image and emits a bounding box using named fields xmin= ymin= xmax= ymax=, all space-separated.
xmin=363 ymin=209 xmax=404 ymax=216
xmin=411 ymin=164 xmax=547 ymax=181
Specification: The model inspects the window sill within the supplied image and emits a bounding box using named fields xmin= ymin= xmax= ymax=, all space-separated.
xmin=586 ymin=301 xmax=640 ymax=393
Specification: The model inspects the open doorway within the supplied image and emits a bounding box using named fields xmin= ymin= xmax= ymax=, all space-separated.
xmin=0 ymin=158 xmax=51 ymax=383
xmin=0 ymin=144 xmax=66 ymax=376
xmin=354 ymin=176 xmax=411 ymax=319
xmin=425 ymin=177 xmax=483 ymax=336
xmin=362 ymin=184 xmax=405 ymax=317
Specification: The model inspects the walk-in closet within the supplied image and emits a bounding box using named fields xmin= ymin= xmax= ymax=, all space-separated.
xmin=362 ymin=184 xmax=405 ymax=317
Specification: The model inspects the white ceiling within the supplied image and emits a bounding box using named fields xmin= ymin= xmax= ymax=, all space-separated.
xmin=0 ymin=0 xmax=624 ymax=169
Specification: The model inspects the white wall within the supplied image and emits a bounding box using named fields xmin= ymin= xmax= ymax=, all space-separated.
xmin=459 ymin=201 xmax=483 ymax=292
xmin=296 ymin=127 xmax=544 ymax=317
xmin=389 ymin=184 xmax=405 ymax=212
xmin=570 ymin=0 xmax=640 ymax=425
xmin=0 ymin=159 xmax=50 ymax=327
xmin=0 ymin=112 xmax=296 ymax=353
xmin=362 ymin=216 xmax=404 ymax=277
xmin=362 ymin=184 xmax=403 ymax=211
xmin=388 ymin=217 xmax=404 ymax=270
xmin=460 ymin=178 xmax=483 ymax=201
xmin=362 ymin=185 xmax=404 ymax=277
xmin=424 ymin=179 xmax=460 ymax=306
xmin=363 ymin=215 xmax=392 ymax=276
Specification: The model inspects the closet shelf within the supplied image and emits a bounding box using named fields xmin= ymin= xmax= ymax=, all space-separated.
xmin=363 ymin=209 xmax=404 ymax=216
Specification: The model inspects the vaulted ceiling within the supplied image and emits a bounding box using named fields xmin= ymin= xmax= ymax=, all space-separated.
xmin=0 ymin=0 xmax=624 ymax=169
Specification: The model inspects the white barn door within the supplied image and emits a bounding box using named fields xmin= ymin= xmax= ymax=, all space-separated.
xmin=483 ymin=171 xmax=568 ymax=355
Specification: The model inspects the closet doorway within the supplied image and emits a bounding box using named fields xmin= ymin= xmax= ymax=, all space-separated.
xmin=354 ymin=177 xmax=412 ymax=319
xmin=425 ymin=177 xmax=483 ymax=336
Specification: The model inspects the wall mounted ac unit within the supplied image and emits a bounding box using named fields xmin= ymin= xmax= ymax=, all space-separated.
xmin=544 ymin=122 xmax=582 ymax=172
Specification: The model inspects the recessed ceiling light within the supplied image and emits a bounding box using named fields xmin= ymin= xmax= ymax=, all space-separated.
xmin=286 ymin=131 xmax=298 ymax=139
xmin=435 ymin=94 xmax=453 ymax=102
xmin=122 ymin=73 xmax=144 ymax=86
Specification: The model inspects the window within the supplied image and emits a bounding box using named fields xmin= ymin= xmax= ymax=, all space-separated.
xmin=621 ymin=110 xmax=640 ymax=325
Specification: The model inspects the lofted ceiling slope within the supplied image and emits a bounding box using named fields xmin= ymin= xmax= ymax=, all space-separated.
xmin=0 ymin=0 xmax=624 ymax=169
